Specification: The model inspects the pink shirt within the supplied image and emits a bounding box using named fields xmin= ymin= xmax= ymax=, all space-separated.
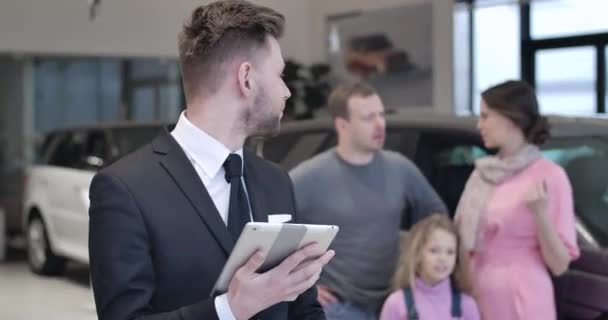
xmin=379 ymin=278 xmax=480 ymax=320
xmin=472 ymin=158 xmax=580 ymax=319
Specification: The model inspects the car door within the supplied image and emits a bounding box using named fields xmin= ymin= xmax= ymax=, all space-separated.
xmin=71 ymin=129 xmax=108 ymax=262
xmin=37 ymin=131 xmax=80 ymax=256
xmin=43 ymin=130 xmax=102 ymax=263
xmin=541 ymin=137 xmax=608 ymax=320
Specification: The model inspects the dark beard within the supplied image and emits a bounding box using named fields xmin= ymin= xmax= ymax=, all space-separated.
xmin=243 ymin=87 xmax=281 ymax=138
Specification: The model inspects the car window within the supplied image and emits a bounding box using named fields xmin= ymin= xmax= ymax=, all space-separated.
xmin=80 ymin=130 xmax=108 ymax=171
xmin=280 ymin=133 xmax=330 ymax=170
xmin=323 ymin=128 xmax=418 ymax=157
xmin=382 ymin=129 xmax=420 ymax=159
xmin=261 ymin=127 xmax=418 ymax=172
xmin=47 ymin=131 xmax=86 ymax=169
xmin=262 ymin=130 xmax=332 ymax=170
xmin=433 ymin=145 xmax=488 ymax=215
xmin=435 ymin=145 xmax=487 ymax=166
xmin=542 ymin=137 xmax=608 ymax=248
xmin=414 ymin=132 xmax=486 ymax=216
xmin=109 ymin=126 xmax=163 ymax=161
xmin=37 ymin=133 xmax=56 ymax=162
xmin=261 ymin=133 xmax=301 ymax=164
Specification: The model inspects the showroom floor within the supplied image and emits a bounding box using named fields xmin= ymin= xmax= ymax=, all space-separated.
xmin=0 ymin=248 xmax=97 ymax=320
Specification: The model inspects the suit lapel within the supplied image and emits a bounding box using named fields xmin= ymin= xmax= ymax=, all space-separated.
xmin=153 ymin=130 xmax=234 ymax=255
xmin=244 ymin=150 xmax=269 ymax=223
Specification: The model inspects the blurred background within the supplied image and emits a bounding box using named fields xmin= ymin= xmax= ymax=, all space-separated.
xmin=1 ymin=1 xmax=608 ymax=319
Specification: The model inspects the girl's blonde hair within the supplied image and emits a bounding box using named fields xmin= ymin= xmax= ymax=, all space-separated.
xmin=393 ymin=214 xmax=474 ymax=295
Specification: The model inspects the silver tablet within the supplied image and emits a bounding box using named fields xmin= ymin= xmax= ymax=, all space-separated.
xmin=211 ymin=222 xmax=339 ymax=296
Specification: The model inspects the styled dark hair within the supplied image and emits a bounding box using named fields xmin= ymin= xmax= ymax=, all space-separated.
xmin=328 ymin=81 xmax=377 ymax=120
xmin=481 ymin=80 xmax=550 ymax=145
xmin=178 ymin=0 xmax=284 ymax=99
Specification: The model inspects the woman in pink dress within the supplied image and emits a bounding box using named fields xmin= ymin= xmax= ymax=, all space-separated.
xmin=455 ymin=80 xmax=580 ymax=319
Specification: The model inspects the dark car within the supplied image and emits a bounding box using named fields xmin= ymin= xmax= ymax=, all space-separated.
xmin=248 ymin=111 xmax=608 ymax=320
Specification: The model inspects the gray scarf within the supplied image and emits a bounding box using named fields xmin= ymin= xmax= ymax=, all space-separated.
xmin=455 ymin=144 xmax=542 ymax=251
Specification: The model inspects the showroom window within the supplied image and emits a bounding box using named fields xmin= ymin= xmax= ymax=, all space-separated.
xmin=34 ymin=56 xmax=183 ymax=134
xmin=455 ymin=0 xmax=608 ymax=115
xmin=35 ymin=58 xmax=122 ymax=133
xmin=531 ymin=0 xmax=608 ymax=39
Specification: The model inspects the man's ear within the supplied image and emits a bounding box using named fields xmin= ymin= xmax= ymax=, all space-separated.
xmin=237 ymin=61 xmax=254 ymax=97
xmin=335 ymin=117 xmax=347 ymax=131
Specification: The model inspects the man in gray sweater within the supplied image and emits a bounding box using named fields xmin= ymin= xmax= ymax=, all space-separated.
xmin=289 ymin=82 xmax=447 ymax=320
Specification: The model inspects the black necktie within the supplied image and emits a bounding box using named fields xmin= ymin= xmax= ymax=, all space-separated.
xmin=223 ymin=154 xmax=250 ymax=241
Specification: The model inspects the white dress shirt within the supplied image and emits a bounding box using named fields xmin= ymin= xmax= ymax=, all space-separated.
xmin=171 ymin=111 xmax=249 ymax=320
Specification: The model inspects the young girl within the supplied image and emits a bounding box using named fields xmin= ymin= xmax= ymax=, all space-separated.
xmin=379 ymin=214 xmax=480 ymax=320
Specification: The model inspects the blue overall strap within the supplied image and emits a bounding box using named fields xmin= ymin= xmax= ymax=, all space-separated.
xmin=451 ymin=286 xmax=462 ymax=318
xmin=402 ymin=287 xmax=419 ymax=320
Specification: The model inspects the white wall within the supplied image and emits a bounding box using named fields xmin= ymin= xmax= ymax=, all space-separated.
xmin=0 ymin=0 xmax=189 ymax=58
xmin=0 ymin=0 xmax=312 ymax=63
xmin=0 ymin=0 xmax=453 ymax=111
xmin=307 ymin=0 xmax=453 ymax=112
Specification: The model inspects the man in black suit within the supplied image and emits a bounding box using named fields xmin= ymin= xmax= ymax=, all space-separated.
xmin=88 ymin=1 xmax=334 ymax=319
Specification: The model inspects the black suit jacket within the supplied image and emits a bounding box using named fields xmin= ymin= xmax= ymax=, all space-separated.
xmin=88 ymin=129 xmax=324 ymax=320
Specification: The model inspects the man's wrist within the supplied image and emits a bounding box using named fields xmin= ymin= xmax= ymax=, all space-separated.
xmin=226 ymin=291 xmax=249 ymax=320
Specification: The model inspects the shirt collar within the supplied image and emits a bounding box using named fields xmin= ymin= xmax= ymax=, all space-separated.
xmin=414 ymin=276 xmax=451 ymax=296
xmin=171 ymin=111 xmax=243 ymax=179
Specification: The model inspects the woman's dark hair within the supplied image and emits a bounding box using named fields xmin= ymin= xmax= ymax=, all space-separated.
xmin=481 ymin=80 xmax=550 ymax=145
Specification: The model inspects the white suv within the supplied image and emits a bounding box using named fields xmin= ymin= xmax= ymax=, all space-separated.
xmin=23 ymin=123 xmax=164 ymax=275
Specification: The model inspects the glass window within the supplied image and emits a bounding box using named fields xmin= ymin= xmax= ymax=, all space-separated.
xmin=453 ymin=2 xmax=472 ymax=114
xmin=81 ymin=130 xmax=107 ymax=170
xmin=109 ymin=126 xmax=163 ymax=161
xmin=34 ymin=58 xmax=123 ymax=133
xmin=542 ymin=137 xmax=608 ymax=248
xmin=158 ymin=84 xmax=182 ymax=122
xmin=262 ymin=133 xmax=300 ymax=165
xmin=132 ymin=87 xmax=157 ymax=121
xmin=473 ymin=3 xmax=520 ymax=113
xmin=33 ymin=56 xmax=181 ymax=134
xmin=35 ymin=61 xmax=64 ymax=133
xmin=37 ymin=133 xmax=57 ymax=163
xmin=435 ymin=145 xmax=487 ymax=167
xmin=47 ymin=132 xmax=86 ymax=169
xmin=415 ymin=130 xmax=486 ymax=215
xmin=64 ymin=61 xmax=99 ymax=126
xmin=130 ymin=59 xmax=177 ymax=80
xmin=129 ymin=59 xmax=182 ymax=122
xmin=280 ymin=133 xmax=330 ymax=171
xmin=532 ymin=0 xmax=608 ymax=39
xmin=431 ymin=144 xmax=487 ymax=214
xmin=382 ymin=129 xmax=419 ymax=159
xmin=322 ymin=128 xmax=418 ymax=159
xmin=99 ymin=61 xmax=123 ymax=122
xmin=262 ymin=131 xmax=331 ymax=170
xmin=535 ymin=47 xmax=596 ymax=116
